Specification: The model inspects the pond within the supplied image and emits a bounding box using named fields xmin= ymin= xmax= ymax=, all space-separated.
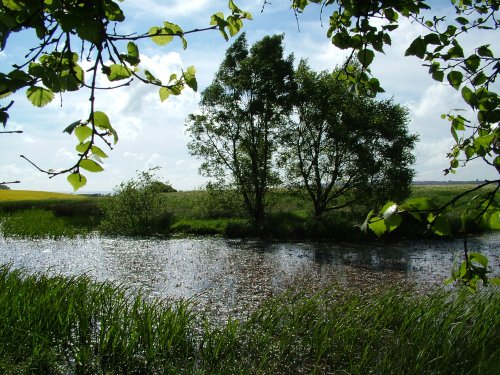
xmin=0 ymin=233 xmax=498 ymax=321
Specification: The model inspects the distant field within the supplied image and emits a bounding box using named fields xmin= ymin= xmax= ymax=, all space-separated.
xmin=0 ymin=190 xmax=86 ymax=202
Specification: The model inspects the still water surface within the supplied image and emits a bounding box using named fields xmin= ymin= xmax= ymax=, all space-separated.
xmin=0 ymin=233 xmax=498 ymax=320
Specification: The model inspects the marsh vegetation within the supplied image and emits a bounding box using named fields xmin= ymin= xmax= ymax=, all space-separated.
xmin=0 ymin=265 xmax=498 ymax=374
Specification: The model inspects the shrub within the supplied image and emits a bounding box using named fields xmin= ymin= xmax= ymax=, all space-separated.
xmin=196 ymin=182 xmax=244 ymax=219
xmin=99 ymin=170 xmax=172 ymax=236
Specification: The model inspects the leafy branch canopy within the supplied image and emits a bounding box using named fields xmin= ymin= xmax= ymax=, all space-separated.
xmin=0 ymin=0 xmax=252 ymax=190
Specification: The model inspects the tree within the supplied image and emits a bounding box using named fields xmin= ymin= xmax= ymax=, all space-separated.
xmin=186 ymin=33 xmax=295 ymax=226
xmin=0 ymin=0 xmax=252 ymax=190
xmin=282 ymin=61 xmax=417 ymax=218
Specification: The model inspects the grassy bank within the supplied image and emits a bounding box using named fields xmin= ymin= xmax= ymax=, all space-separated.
xmin=0 ymin=265 xmax=498 ymax=374
xmin=0 ymin=190 xmax=101 ymax=237
xmin=0 ymin=184 xmax=495 ymax=239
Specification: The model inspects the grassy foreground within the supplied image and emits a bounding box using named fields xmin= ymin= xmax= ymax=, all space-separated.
xmin=0 ymin=266 xmax=498 ymax=374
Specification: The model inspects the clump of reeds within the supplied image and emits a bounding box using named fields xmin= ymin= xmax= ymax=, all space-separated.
xmin=0 ymin=266 xmax=195 ymax=374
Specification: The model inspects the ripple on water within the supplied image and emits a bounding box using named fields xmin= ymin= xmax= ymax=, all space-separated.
xmin=0 ymin=233 xmax=498 ymax=322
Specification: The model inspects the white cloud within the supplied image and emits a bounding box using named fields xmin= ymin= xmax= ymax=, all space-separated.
xmin=144 ymin=153 xmax=167 ymax=169
xmin=55 ymin=148 xmax=76 ymax=162
xmin=123 ymin=0 xmax=212 ymax=20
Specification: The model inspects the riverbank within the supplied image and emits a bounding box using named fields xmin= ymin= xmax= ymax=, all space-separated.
xmin=0 ymin=264 xmax=498 ymax=374
xmin=0 ymin=184 xmax=494 ymax=240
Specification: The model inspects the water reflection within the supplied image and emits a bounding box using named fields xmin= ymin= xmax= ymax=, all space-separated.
xmin=0 ymin=233 xmax=498 ymax=321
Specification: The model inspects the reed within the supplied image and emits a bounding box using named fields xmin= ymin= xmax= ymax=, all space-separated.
xmin=0 ymin=266 xmax=195 ymax=374
xmin=0 ymin=265 xmax=498 ymax=374
xmin=204 ymin=286 xmax=500 ymax=374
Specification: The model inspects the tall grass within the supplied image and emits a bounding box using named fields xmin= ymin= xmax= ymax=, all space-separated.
xmin=231 ymin=287 xmax=500 ymax=374
xmin=0 ymin=209 xmax=89 ymax=238
xmin=0 ymin=265 xmax=498 ymax=374
xmin=0 ymin=266 xmax=195 ymax=374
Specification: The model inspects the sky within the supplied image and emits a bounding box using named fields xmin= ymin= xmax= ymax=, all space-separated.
xmin=0 ymin=0 xmax=498 ymax=193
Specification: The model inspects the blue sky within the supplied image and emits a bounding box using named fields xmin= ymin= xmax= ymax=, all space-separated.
xmin=0 ymin=0 xmax=498 ymax=192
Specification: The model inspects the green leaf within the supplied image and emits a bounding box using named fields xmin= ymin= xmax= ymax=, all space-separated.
xmin=159 ymin=87 xmax=170 ymax=102
xmin=227 ymin=15 xmax=243 ymax=37
xmin=361 ymin=210 xmax=374 ymax=232
xmin=447 ymin=71 xmax=463 ymax=90
xmin=187 ymin=65 xmax=196 ymax=76
xmin=185 ymin=75 xmax=198 ymax=91
xmin=148 ymin=26 xmax=173 ymax=46
xmin=123 ymin=42 xmax=140 ymax=66
xmin=75 ymin=20 xmax=102 ymax=44
xmin=26 ymin=86 xmax=55 ymax=107
xmin=472 ymin=71 xmax=487 ymax=86
xmin=127 ymin=42 xmax=139 ymax=58
xmin=477 ymin=45 xmax=493 ymax=57
xmin=451 ymin=115 xmax=465 ymax=131
xmin=91 ymin=145 xmax=108 ymax=158
xmin=93 ymin=111 xmax=118 ymax=144
xmin=405 ymin=37 xmax=426 ymax=59
xmin=67 ymin=173 xmax=87 ymax=191
xmin=357 ymin=49 xmax=375 ymax=68
xmin=75 ymin=126 xmax=92 ymax=143
xmin=107 ymin=64 xmax=131 ymax=81
xmin=431 ymin=214 xmax=452 ymax=236
xmin=381 ymin=202 xmax=398 ymax=219
xmin=384 ymin=8 xmax=397 ymax=21
xmin=488 ymin=210 xmax=500 ymax=230
xmin=103 ymin=0 xmax=125 ymax=22
xmin=80 ymin=159 xmax=104 ymax=173
xmin=473 ymin=134 xmax=494 ymax=153
xmin=461 ymin=86 xmax=476 ymax=106
xmin=445 ymin=42 xmax=464 ymax=59
xmin=385 ymin=213 xmax=402 ymax=232
xmin=469 ymin=252 xmax=488 ymax=268
xmin=63 ymin=120 xmax=81 ymax=135
xmin=228 ymin=0 xmax=238 ymax=12
xmin=490 ymin=277 xmax=500 ymax=286
xmin=368 ymin=218 xmax=387 ymax=238
xmin=2 ymin=0 xmax=24 ymax=11
xmin=93 ymin=111 xmax=111 ymax=130
xmin=76 ymin=141 xmax=91 ymax=153
xmin=432 ymin=69 xmax=444 ymax=82
xmin=465 ymin=54 xmax=480 ymax=73
xmin=423 ymin=33 xmax=440 ymax=45
xmin=144 ymin=70 xmax=161 ymax=85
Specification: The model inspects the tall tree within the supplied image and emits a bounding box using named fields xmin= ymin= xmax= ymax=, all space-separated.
xmin=186 ymin=33 xmax=295 ymax=226
xmin=282 ymin=61 xmax=417 ymax=218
